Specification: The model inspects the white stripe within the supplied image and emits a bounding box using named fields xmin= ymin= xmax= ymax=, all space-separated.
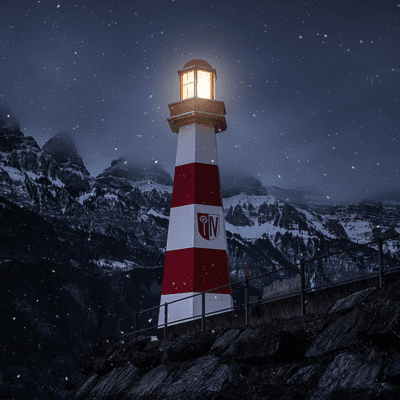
xmin=175 ymin=123 xmax=218 ymax=166
xmin=166 ymin=204 xmax=227 ymax=251
xmin=158 ymin=292 xmax=234 ymax=327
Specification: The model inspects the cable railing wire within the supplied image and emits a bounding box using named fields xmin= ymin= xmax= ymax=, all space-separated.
xmin=117 ymin=233 xmax=400 ymax=342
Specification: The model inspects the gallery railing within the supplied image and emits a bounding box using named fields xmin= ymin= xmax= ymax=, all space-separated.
xmin=116 ymin=233 xmax=400 ymax=341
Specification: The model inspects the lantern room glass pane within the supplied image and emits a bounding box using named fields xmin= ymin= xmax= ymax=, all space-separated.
xmin=197 ymin=70 xmax=211 ymax=99
xmin=182 ymin=70 xmax=195 ymax=99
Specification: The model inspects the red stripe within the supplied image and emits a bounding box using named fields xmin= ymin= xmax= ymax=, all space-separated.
xmin=161 ymin=248 xmax=232 ymax=295
xmin=171 ymin=163 xmax=222 ymax=208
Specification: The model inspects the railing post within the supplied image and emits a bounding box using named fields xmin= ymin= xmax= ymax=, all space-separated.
xmin=134 ymin=313 xmax=138 ymax=341
xmin=164 ymin=302 xmax=168 ymax=340
xmin=300 ymin=262 xmax=306 ymax=317
xmin=245 ymin=277 xmax=249 ymax=326
xmin=201 ymin=292 xmax=205 ymax=332
xmin=378 ymin=238 xmax=384 ymax=288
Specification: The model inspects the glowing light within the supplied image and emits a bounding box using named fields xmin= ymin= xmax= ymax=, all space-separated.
xmin=197 ymin=70 xmax=211 ymax=99
xmin=180 ymin=63 xmax=215 ymax=100
xmin=182 ymin=71 xmax=194 ymax=99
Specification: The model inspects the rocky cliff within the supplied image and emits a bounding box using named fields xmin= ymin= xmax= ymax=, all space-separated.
xmin=65 ymin=279 xmax=400 ymax=400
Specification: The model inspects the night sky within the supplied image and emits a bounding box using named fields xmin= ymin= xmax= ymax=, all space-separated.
xmin=1 ymin=0 xmax=399 ymax=203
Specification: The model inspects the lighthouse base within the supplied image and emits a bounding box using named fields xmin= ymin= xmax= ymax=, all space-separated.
xmin=158 ymin=292 xmax=233 ymax=327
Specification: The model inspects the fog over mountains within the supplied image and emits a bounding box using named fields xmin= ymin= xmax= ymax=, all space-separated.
xmin=1 ymin=111 xmax=400 ymax=399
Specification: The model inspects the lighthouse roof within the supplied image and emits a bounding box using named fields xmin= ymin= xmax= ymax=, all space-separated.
xmin=183 ymin=59 xmax=213 ymax=69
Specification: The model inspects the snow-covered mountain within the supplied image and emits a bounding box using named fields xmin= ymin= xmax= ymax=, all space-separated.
xmin=1 ymin=120 xmax=400 ymax=281
xmin=1 ymin=116 xmax=400 ymax=399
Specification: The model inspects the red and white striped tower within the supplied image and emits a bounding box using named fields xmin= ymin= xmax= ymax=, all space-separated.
xmin=158 ymin=59 xmax=233 ymax=326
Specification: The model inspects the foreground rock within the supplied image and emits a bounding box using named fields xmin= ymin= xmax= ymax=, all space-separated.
xmin=66 ymin=279 xmax=400 ymax=400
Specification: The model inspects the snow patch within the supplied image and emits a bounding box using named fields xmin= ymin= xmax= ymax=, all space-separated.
xmin=343 ymin=221 xmax=373 ymax=242
xmin=93 ymin=259 xmax=163 ymax=270
xmin=223 ymin=193 xmax=279 ymax=209
xmin=1 ymin=166 xmax=25 ymax=182
xmin=147 ymin=209 xmax=169 ymax=219
xmin=77 ymin=190 xmax=96 ymax=205
xmin=131 ymin=180 xmax=172 ymax=194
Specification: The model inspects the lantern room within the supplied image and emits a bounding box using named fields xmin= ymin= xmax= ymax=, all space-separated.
xmin=167 ymin=59 xmax=227 ymax=134
xmin=178 ymin=59 xmax=217 ymax=100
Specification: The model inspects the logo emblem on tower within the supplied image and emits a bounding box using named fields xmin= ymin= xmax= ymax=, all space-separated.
xmin=197 ymin=213 xmax=220 ymax=240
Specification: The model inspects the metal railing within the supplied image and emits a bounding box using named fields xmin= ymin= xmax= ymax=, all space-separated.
xmin=116 ymin=233 xmax=400 ymax=341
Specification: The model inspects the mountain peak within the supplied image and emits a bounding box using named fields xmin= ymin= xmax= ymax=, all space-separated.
xmin=42 ymin=131 xmax=85 ymax=168
xmin=97 ymin=158 xmax=173 ymax=186
xmin=0 ymin=105 xmax=40 ymax=152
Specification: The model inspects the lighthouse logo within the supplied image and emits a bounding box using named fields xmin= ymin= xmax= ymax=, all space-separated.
xmin=197 ymin=213 xmax=220 ymax=240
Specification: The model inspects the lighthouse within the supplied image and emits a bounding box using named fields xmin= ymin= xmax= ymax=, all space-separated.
xmin=158 ymin=59 xmax=233 ymax=327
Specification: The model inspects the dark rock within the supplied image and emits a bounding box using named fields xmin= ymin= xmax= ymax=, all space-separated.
xmin=222 ymin=329 xmax=301 ymax=365
xmin=165 ymin=331 xmax=216 ymax=363
xmin=80 ymin=366 xmax=130 ymax=400
xmin=97 ymin=158 xmax=173 ymax=186
xmin=363 ymin=300 xmax=400 ymax=349
xmin=93 ymin=358 xmax=115 ymax=376
xmin=323 ymin=219 xmax=348 ymax=238
xmin=383 ymin=279 xmax=400 ymax=302
xmin=278 ymin=203 xmax=308 ymax=231
xmin=64 ymin=171 xmax=91 ymax=194
xmin=65 ymin=372 xmax=100 ymax=400
xmin=143 ymin=340 xmax=160 ymax=352
xmin=104 ymin=362 xmax=141 ymax=398
xmin=0 ymin=123 xmax=40 ymax=152
xmin=134 ymin=336 xmax=152 ymax=351
xmin=130 ymin=349 xmax=161 ymax=370
xmin=152 ymin=355 xmax=230 ymax=400
xmin=106 ymin=346 xmax=135 ymax=369
xmin=210 ymin=328 xmax=241 ymax=355
xmin=309 ymin=351 xmax=398 ymax=399
xmin=261 ymin=363 xmax=300 ymax=385
xmin=257 ymin=201 xmax=280 ymax=224
xmin=0 ymin=168 xmax=12 ymax=183
xmin=329 ymin=287 xmax=376 ymax=314
xmin=225 ymin=204 xmax=254 ymax=226
xmin=306 ymin=307 xmax=366 ymax=358
xmin=384 ymin=353 xmax=400 ymax=385
xmin=42 ymin=132 xmax=85 ymax=169
xmin=124 ymin=363 xmax=175 ymax=398
xmin=41 ymin=132 xmax=92 ymax=195
xmin=287 ymin=364 xmax=323 ymax=386
xmin=94 ymin=175 xmax=134 ymax=192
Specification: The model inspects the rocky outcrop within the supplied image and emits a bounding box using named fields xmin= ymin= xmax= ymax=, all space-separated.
xmin=42 ymin=132 xmax=92 ymax=194
xmin=96 ymin=158 xmax=173 ymax=188
xmin=66 ymin=279 xmax=400 ymax=400
xmin=323 ymin=219 xmax=348 ymax=238
xmin=226 ymin=204 xmax=254 ymax=226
